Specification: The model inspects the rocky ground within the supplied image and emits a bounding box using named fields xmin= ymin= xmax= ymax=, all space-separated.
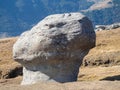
xmin=0 ymin=28 xmax=120 ymax=89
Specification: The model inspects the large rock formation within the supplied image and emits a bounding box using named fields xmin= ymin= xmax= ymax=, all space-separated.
xmin=13 ymin=13 xmax=96 ymax=85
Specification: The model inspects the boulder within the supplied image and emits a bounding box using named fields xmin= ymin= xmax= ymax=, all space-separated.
xmin=13 ymin=13 xmax=96 ymax=85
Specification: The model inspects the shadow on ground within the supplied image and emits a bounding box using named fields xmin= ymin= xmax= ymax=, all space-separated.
xmin=100 ymin=75 xmax=120 ymax=81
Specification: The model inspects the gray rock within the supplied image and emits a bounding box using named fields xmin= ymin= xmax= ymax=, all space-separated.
xmin=95 ymin=25 xmax=106 ymax=31
xmin=95 ymin=23 xmax=120 ymax=31
xmin=106 ymin=23 xmax=120 ymax=30
xmin=13 ymin=13 xmax=96 ymax=85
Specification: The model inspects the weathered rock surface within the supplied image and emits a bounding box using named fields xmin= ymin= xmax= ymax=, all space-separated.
xmin=13 ymin=13 xmax=95 ymax=85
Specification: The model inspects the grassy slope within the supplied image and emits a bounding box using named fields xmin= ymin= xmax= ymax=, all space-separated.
xmin=83 ymin=28 xmax=120 ymax=66
xmin=0 ymin=28 xmax=120 ymax=81
xmin=0 ymin=37 xmax=21 ymax=79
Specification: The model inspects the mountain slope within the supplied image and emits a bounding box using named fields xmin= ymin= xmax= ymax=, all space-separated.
xmin=83 ymin=0 xmax=120 ymax=26
xmin=0 ymin=0 xmax=120 ymax=36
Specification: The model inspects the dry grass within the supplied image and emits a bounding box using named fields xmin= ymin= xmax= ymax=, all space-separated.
xmin=96 ymin=28 xmax=120 ymax=50
xmin=78 ymin=66 xmax=120 ymax=81
xmin=0 ymin=37 xmax=21 ymax=79
xmin=83 ymin=28 xmax=120 ymax=66
xmin=0 ymin=37 xmax=17 ymax=65
xmin=0 ymin=28 xmax=120 ymax=83
xmin=0 ymin=29 xmax=120 ymax=90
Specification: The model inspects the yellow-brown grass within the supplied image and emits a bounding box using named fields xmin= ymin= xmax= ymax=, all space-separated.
xmin=0 ymin=37 xmax=21 ymax=79
xmin=0 ymin=28 xmax=120 ymax=81
xmin=83 ymin=28 xmax=120 ymax=66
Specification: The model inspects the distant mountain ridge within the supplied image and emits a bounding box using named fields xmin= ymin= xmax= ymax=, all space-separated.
xmin=0 ymin=0 xmax=120 ymax=37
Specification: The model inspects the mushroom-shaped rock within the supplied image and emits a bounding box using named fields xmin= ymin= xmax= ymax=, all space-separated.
xmin=13 ymin=13 xmax=96 ymax=85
